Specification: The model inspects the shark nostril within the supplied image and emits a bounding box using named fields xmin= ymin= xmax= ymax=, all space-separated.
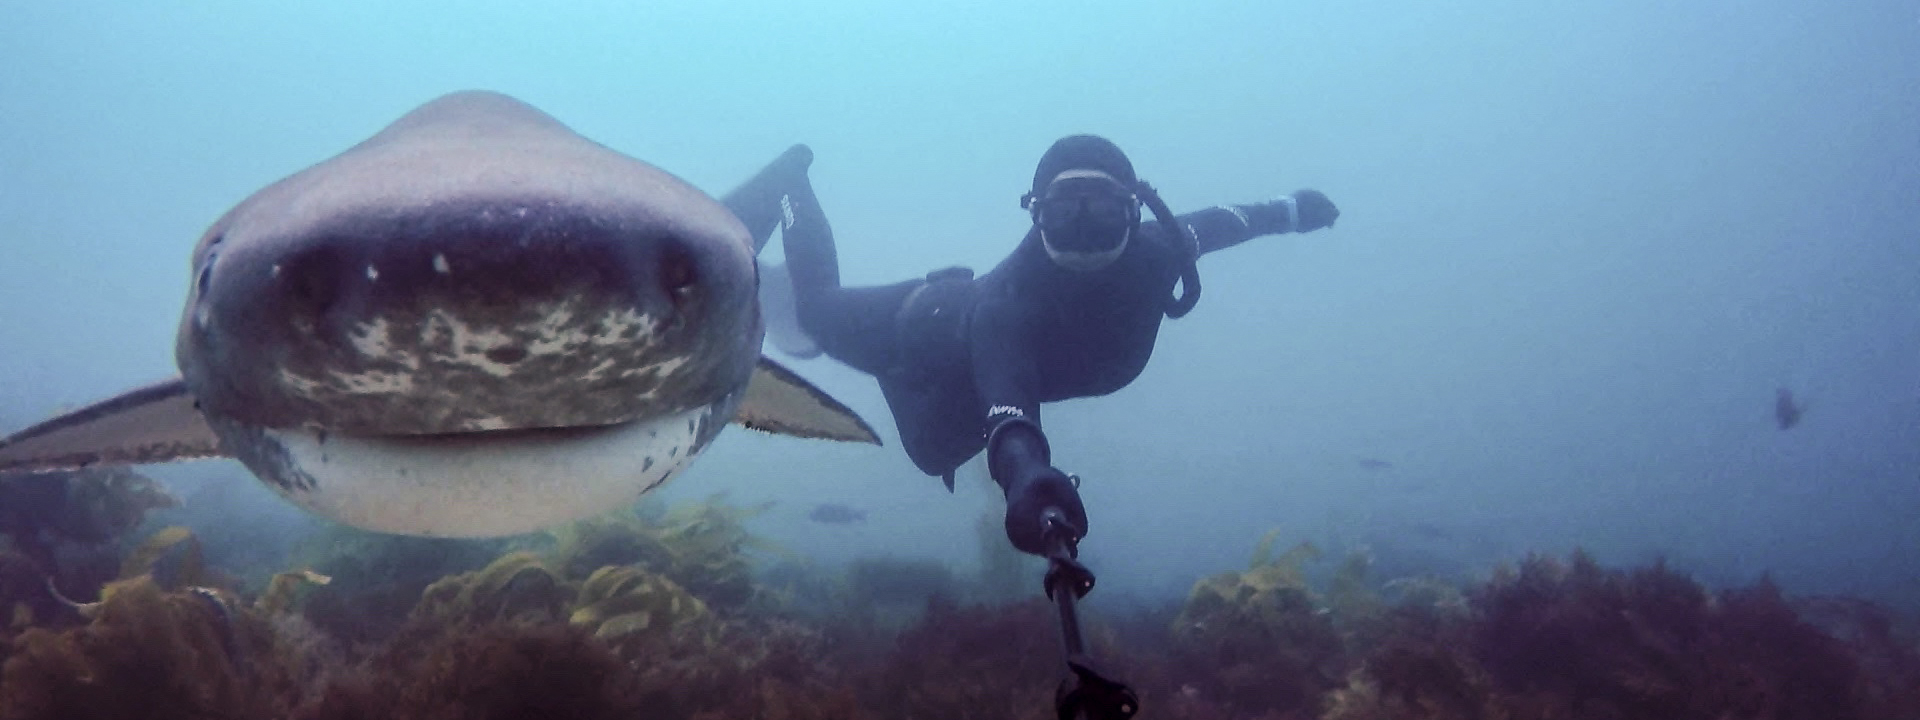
xmin=657 ymin=240 xmax=699 ymax=326
xmin=289 ymin=269 xmax=334 ymax=317
xmin=659 ymin=240 xmax=697 ymax=298
xmin=283 ymin=246 xmax=348 ymax=320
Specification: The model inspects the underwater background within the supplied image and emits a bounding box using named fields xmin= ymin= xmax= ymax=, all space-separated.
xmin=1 ymin=0 xmax=1917 ymax=718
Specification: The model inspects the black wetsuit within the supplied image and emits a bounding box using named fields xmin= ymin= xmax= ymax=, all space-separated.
xmin=724 ymin=150 xmax=1297 ymax=486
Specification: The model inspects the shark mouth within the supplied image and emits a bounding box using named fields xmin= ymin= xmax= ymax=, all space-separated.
xmin=207 ymin=396 xmax=735 ymax=538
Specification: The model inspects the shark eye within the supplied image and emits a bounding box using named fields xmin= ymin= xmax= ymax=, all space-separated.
xmin=197 ymin=254 xmax=217 ymax=297
xmin=195 ymin=234 xmax=226 ymax=297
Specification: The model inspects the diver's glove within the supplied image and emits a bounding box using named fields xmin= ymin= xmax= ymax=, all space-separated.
xmin=1003 ymin=465 xmax=1088 ymax=556
xmin=1248 ymin=190 xmax=1340 ymax=234
xmin=1292 ymin=190 xmax=1340 ymax=231
xmin=986 ymin=415 xmax=1089 ymax=555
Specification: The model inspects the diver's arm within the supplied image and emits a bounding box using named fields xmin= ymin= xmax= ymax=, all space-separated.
xmin=1172 ymin=189 xmax=1341 ymax=255
xmin=970 ymin=299 xmax=1048 ymax=483
xmin=970 ymin=295 xmax=1088 ymax=555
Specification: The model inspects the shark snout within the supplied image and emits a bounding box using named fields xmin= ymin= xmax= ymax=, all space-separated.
xmin=262 ymin=228 xmax=696 ymax=344
xmin=181 ymin=201 xmax=759 ymax=435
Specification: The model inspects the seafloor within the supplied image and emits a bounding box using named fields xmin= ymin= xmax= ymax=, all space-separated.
xmin=1 ymin=466 xmax=1916 ymax=720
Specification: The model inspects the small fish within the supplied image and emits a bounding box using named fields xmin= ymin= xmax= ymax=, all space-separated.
xmin=1357 ymin=457 xmax=1395 ymax=471
xmin=807 ymin=503 xmax=867 ymax=525
xmin=1775 ymin=387 xmax=1804 ymax=430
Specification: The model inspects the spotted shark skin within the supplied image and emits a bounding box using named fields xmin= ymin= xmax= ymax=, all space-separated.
xmin=0 ymin=91 xmax=877 ymax=538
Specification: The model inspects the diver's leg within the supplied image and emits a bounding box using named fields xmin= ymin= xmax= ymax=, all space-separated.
xmin=719 ymin=142 xmax=850 ymax=313
xmin=750 ymin=150 xmax=909 ymax=373
xmin=799 ymin=281 xmax=917 ymax=377
xmin=772 ymin=154 xmax=844 ymax=298
xmin=880 ymin=372 xmax=988 ymax=482
xmin=720 ymin=144 xmax=815 ymax=255
xmin=719 ymin=145 xmax=911 ymax=377
xmin=716 ymin=142 xmax=860 ymax=331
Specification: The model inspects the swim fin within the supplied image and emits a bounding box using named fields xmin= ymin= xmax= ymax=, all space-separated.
xmin=758 ymin=258 xmax=822 ymax=359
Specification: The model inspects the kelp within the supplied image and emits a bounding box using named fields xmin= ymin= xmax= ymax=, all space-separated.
xmin=546 ymin=512 xmax=678 ymax=580
xmin=860 ymin=597 xmax=1066 ymax=720
xmin=607 ymin=615 xmax=875 ymax=720
xmin=630 ymin=493 xmax=777 ymax=610
xmin=1168 ymin=532 xmax=1346 ymax=716
xmin=1797 ymin=595 xmax=1920 ymax=716
xmin=48 ymin=526 xmax=211 ymax=621
xmin=255 ymin=569 xmax=332 ymax=617
xmin=0 ymin=576 xmax=315 ymax=720
xmin=1320 ymin=599 xmax=1508 ymax=720
xmin=7 ymin=500 xmax=1919 ymax=720
xmin=0 ymin=524 xmax=338 ymax=720
xmin=114 ymin=525 xmax=205 ymax=588
xmin=0 ymin=468 xmax=178 ymax=611
xmin=293 ymin=522 xmax=512 ymax=644
xmin=1324 ymin=547 xmax=1473 ymax=660
xmin=1322 ymin=551 xmax=1914 ymax=720
xmin=404 ymin=549 xmax=713 ymax=648
xmin=291 ymin=493 xmax=772 ymax=648
xmin=328 ymin=536 xmax=871 ymax=720
xmin=289 ymin=622 xmax=648 ymax=720
xmin=0 ymin=467 xmax=176 ymax=550
xmin=544 ymin=493 xmax=777 ymax=612
xmin=0 ymin=549 xmax=69 ymax=653
xmin=1174 ymin=533 xmax=1320 ymax=633
xmin=571 ymin=563 xmax=710 ymax=643
xmin=410 ymin=551 xmax=571 ymax=627
xmin=1481 ymin=554 xmax=1878 ymax=719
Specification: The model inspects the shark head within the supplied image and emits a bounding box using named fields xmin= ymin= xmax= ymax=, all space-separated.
xmin=0 ymin=91 xmax=877 ymax=538
xmin=181 ymin=91 xmax=759 ymax=435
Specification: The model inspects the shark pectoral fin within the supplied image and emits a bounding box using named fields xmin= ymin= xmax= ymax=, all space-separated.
xmin=0 ymin=377 xmax=227 ymax=474
xmin=733 ymin=355 xmax=880 ymax=445
xmin=757 ymin=259 xmax=823 ymax=359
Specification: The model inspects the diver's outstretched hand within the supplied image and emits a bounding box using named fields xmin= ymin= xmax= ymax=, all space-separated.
xmin=1004 ymin=466 xmax=1087 ymax=556
xmin=1291 ymin=189 xmax=1340 ymax=231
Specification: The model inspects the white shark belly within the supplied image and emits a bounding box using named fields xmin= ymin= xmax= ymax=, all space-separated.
xmin=232 ymin=404 xmax=720 ymax=538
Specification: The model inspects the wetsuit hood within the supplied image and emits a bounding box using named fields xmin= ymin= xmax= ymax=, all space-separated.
xmin=1023 ymin=135 xmax=1141 ymax=272
xmin=1031 ymin=135 xmax=1137 ymax=191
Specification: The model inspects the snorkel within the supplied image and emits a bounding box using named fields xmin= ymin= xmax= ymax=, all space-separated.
xmin=1132 ymin=180 xmax=1201 ymax=318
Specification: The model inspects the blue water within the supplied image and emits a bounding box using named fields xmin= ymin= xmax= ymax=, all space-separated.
xmin=2 ymin=0 xmax=1916 ymax=608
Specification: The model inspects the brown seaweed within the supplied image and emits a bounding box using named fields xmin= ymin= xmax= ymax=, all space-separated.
xmin=1167 ymin=535 xmax=1347 ymax=716
xmin=290 ymin=622 xmax=647 ymax=720
xmin=0 ymin=576 xmax=313 ymax=720
xmin=6 ymin=500 xmax=1919 ymax=720
xmin=860 ymin=597 xmax=1065 ymax=720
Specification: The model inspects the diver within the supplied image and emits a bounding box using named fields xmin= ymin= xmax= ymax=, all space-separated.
xmin=721 ymin=136 xmax=1340 ymax=556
